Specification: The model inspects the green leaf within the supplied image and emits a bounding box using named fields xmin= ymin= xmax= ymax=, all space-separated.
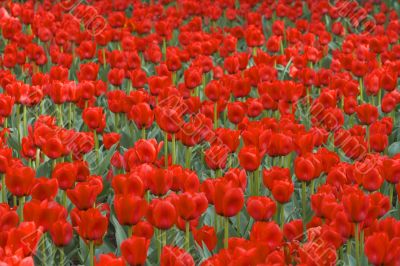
xmin=388 ymin=141 xmax=400 ymax=157
xmin=110 ymin=214 xmax=127 ymax=256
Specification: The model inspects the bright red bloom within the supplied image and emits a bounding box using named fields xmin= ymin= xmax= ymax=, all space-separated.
xmin=49 ymin=220 xmax=73 ymax=247
xmin=160 ymin=246 xmax=195 ymax=266
xmin=246 ymin=196 xmax=276 ymax=221
xmin=74 ymin=207 xmax=109 ymax=244
xmin=114 ymin=194 xmax=147 ymax=226
xmin=121 ymin=236 xmax=150 ymax=266
xmin=193 ymin=225 xmax=217 ymax=251
xmin=238 ymin=145 xmax=261 ymax=172
xmin=5 ymin=165 xmax=35 ymax=197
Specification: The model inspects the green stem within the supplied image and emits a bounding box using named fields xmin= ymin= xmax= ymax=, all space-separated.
xmin=57 ymin=104 xmax=63 ymax=127
xmin=89 ymin=241 xmax=94 ymax=266
xmin=224 ymin=217 xmax=229 ymax=249
xmin=41 ymin=234 xmax=47 ymax=265
xmin=18 ymin=196 xmax=25 ymax=221
xmin=185 ymin=221 xmax=190 ymax=251
xmin=162 ymin=38 xmax=167 ymax=61
xmin=355 ymin=223 xmax=360 ymax=266
xmin=128 ymin=226 xmax=132 ymax=237
xmin=59 ymin=248 xmax=64 ymax=266
xmin=114 ymin=113 xmax=119 ymax=130
xmin=213 ymin=102 xmax=218 ymax=129
xmin=35 ymin=148 xmax=40 ymax=169
xmin=62 ymin=190 xmax=67 ymax=209
xmin=164 ymin=132 xmax=168 ymax=168
xmin=102 ymin=49 xmax=106 ymax=69
xmin=301 ymin=182 xmax=307 ymax=224
xmin=141 ymin=127 xmax=146 ymax=139
xmin=68 ymin=102 xmax=73 ymax=128
xmin=185 ymin=147 xmax=192 ymax=169
xmin=23 ymin=105 xmax=27 ymax=137
xmin=389 ymin=183 xmax=394 ymax=207
xmin=279 ymin=203 xmax=284 ymax=228
xmin=1 ymin=174 xmax=6 ymax=203
xmin=93 ymin=130 xmax=99 ymax=162
xmin=172 ymin=134 xmax=176 ymax=165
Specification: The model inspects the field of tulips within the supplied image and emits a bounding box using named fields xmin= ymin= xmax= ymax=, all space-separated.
xmin=1 ymin=0 xmax=400 ymax=265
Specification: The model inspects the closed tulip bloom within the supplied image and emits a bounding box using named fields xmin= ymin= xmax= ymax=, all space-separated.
xmin=246 ymin=196 xmax=276 ymax=221
xmin=160 ymin=246 xmax=195 ymax=266
xmin=154 ymin=107 xmax=182 ymax=134
xmin=227 ymin=102 xmax=246 ymax=124
xmin=42 ymin=137 xmax=65 ymax=159
xmin=96 ymin=254 xmax=125 ymax=266
xmin=214 ymin=180 xmax=244 ymax=217
xmin=0 ymin=94 xmax=14 ymax=117
xmin=294 ymin=156 xmax=315 ymax=182
xmin=102 ymin=133 xmax=120 ymax=150
xmin=193 ymin=225 xmax=217 ymax=251
xmin=132 ymin=221 xmax=154 ymax=239
xmin=239 ymin=145 xmax=261 ymax=172
xmin=111 ymin=174 xmax=144 ymax=197
xmin=283 ymin=219 xmax=304 ymax=241
xmin=114 ymin=195 xmax=147 ymax=226
xmin=204 ymin=144 xmax=229 ymax=170
xmin=148 ymin=168 xmax=172 ymax=196
xmin=23 ymin=200 xmax=67 ymax=232
xmin=356 ymin=104 xmax=378 ymax=125
xmin=5 ymin=165 xmax=35 ymax=197
xmin=66 ymin=180 xmax=102 ymax=210
xmin=129 ymin=103 xmax=154 ymax=130
xmin=82 ymin=107 xmax=106 ymax=132
xmin=176 ymin=192 xmax=208 ymax=221
xmin=49 ymin=220 xmax=73 ymax=247
xmin=108 ymin=68 xmax=125 ymax=86
xmin=271 ymin=180 xmax=294 ymax=204
xmin=364 ymin=232 xmax=390 ymax=266
xmin=52 ymin=162 xmax=78 ymax=190
xmin=250 ymin=221 xmax=283 ymax=250
xmin=31 ymin=178 xmax=59 ymax=201
xmin=74 ymin=208 xmax=108 ymax=244
xmin=342 ymin=190 xmax=369 ymax=223
xmin=147 ymin=199 xmax=177 ymax=230
xmin=121 ymin=236 xmax=150 ymax=266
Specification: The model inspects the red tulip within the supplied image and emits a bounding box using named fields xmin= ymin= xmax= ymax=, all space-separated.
xmin=5 ymin=165 xmax=35 ymax=197
xmin=49 ymin=220 xmax=73 ymax=247
xmin=246 ymin=196 xmax=276 ymax=221
xmin=82 ymin=107 xmax=106 ymax=132
xmin=52 ymin=162 xmax=78 ymax=190
xmin=74 ymin=207 xmax=109 ymax=244
xmin=160 ymin=246 xmax=195 ymax=266
xmin=66 ymin=178 xmax=102 ymax=210
xmin=214 ymin=179 xmax=244 ymax=217
xmin=96 ymin=254 xmax=125 ymax=266
xmin=193 ymin=225 xmax=217 ymax=251
xmin=238 ymin=145 xmax=261 ymax=172
xmin=176 ymin=192 xmax=208 ymax=221
xmin=342 ymin=189 xmax=370 ymax=223
xmin=356 ymin=104 xmax=378 ymax=125
xmin=147 ymin=198 xmax=176 ymax=230
xmin=121 ymin=236 xmax=150 ymax=266
xmin=129 ymin=103 xmax=154 ymax=130
xmin=250 ymin=221 xmax=283 ymax=250
xmin=114 ymin=195 xmax=147 ymax=226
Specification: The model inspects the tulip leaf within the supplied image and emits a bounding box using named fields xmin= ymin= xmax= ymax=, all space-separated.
xmin=388 ymin=141 xmax=400 ymax=157
xmin=110 ymin=213 xmax=126 ymax=255
xmin=91 ymin=143 xmax=117 ymax=175
xmin=35 ymin=160 xmax=53 ymax=177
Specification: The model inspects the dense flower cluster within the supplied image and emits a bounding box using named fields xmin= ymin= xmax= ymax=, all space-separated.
xmin=0 ymin=0 xmax=399 ymax=265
